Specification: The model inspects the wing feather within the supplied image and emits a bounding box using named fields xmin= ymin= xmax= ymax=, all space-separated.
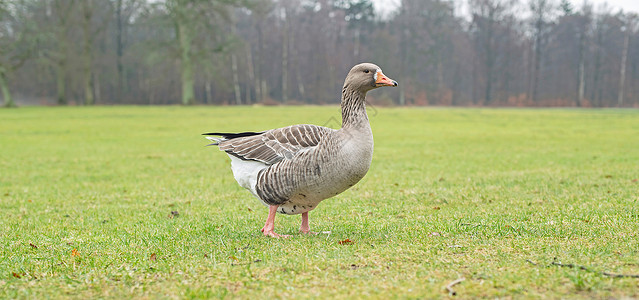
xmin=210 ymin=124 xmax=335 ymax=165
xmin=296 ymin=126 xmax=311 ymax=147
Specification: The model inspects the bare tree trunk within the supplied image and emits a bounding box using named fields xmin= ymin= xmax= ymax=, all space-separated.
xmin=471 ymin=22 xmax=484 ymax=107
xmin=245 ymin=45 xmax=254 ymax=104
xmin=205 ymin=80 xmax=212 ymax=104
xmin=281 ymin=5 xmax=289 ymax=103
xmin=281 ymin=36 xmax=288 ymax=103
xmin=0 ymin=68 xmax=16 ymax=107
xmin=296 ymin=67 xmax=305 ymax=102
xmin=252 ymin=43 xmax=262 ymax=102
xmin=532 ymin=21 xmax=543 ymax=103
xmin=256 ymin=23 xmax=265 ymax=102
xmin=147 ymin=76 xmax=155 ymax=104
xmin=398 ymin=83 xmax=406 ymax=106
xmin=472 ymin=45 xmax=479 ymax=105
xmin=530 ymin=0 xmax=548 ymax=104
xmin=82 ymin=0 xmax=94 ymax=105
xmin=261 ymin=78 xmax=268 ymax=102
xmin=52 ymin=0 xmax=74 ymax=106
xmin=576 ymin=30 xmax=586 ymax=107
xmin=291 ymin=34 xmax=305 ymax=102
xmin=94 ymin=71 xmax=101 ymax=104
xmin=451 ymin=65 xmax=461 ymax=105
xmin=56 ymin=62 xmax=66 ymax=105
xmin=116 ymin=0 xmax=124 ymax=103
xmin=287 ymin=18 xmax=305 ymax=102
xmin=484 ymin=14 xmax=495 ymax=105
xmin=231 ymin=53 xmax=241 ymax=105
xmin=177 ymin=17 xmax=194 ymax=105
xmin=229 ymin=16 xmax=241 ymax=105
xmin=398 ymin=0 xmax=408 ymax=106
xmin=525 ymin=41 xmax=533 ymax=102
xmin=618 ymin=27 xmax=630 ymax=107
xmin=591 ymin=21 xmax=603 ymax=106
xmin=437 ymin=61 xmax=445 ymax=91
xmin=353 ymin=28 xmax=360 ymax=57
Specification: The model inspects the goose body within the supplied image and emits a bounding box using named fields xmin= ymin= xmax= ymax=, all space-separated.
xmin=218 ymin=123 xmax=372 ymax=215
xmin=204 ymin=63 xmax=397 ymax=237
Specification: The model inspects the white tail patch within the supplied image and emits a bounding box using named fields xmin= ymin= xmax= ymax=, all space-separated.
xmin=228 ymin=155 xmax=268 ymax=199
xmin=206 ymin=136 xmax=225 ymax=144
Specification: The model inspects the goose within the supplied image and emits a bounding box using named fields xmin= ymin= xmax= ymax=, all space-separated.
xmin=203 ymin=63 xmax=397 ymax=238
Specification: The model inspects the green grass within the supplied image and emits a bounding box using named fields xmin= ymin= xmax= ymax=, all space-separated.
xmin=1 ymin=106 xmax=638 ymax=298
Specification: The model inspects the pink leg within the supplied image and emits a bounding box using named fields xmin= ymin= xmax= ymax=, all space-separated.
xmin=299 ymin=212 xmax=318 ymax=235
xmin=261 ymin=205 xmax=290 ymax=238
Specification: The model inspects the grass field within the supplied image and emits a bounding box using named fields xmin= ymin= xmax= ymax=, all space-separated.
xmin=1 ymin=106 xmax=638 ymax=298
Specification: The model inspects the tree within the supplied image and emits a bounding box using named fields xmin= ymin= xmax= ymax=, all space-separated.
xmin=167 ymin=0 xmax=197 ymax=105
xmin=0 ymin=0 xmax=37 ymax=107
xmin=560 ymin=0 xmax=573 ymax=15
xmin=618 ymin=13 xmax=638 ymax=107
xmin=575 ymin=2 xmax=592 ymax=107
xmin=470 ymin=0 xmax=516 ymax=104
xmin=2 ymin=0 xmax=638 ymax=107
xmin=528 ymin=0 xmax=553 ymax=103
xmin=80 ymin=0 xmax=98 ymax=105
xmin=552 ymin=0 xmax=591 ymax=106
xmin=38 ymin=0 xmax=78 ymax=105
xmin=249 ymin=0 xmax=274 ymax=103
xmin=162 ymin=0 xmax=237 ymax=105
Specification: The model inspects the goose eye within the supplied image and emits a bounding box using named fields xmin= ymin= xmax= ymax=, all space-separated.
xmin=364 ymin=70 xmax=370 ymax=73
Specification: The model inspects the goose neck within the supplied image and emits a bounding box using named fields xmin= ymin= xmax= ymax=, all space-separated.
xmin=341 ymin=87 xmax=369 ymax=129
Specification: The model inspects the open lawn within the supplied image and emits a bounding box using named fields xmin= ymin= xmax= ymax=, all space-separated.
xmin=1 ymin=106 xmax=638 ymax=298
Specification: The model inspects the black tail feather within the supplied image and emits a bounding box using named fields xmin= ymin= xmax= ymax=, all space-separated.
xmin=201 ymin=131 xmax=264 ymax=139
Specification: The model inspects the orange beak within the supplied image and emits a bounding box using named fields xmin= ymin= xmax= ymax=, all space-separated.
xmin=375 ymin=71 xmax=398 ymax=87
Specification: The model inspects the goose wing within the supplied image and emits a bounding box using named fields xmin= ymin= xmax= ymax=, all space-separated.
xmin=204 ymin=124 xmax=335 ymax=165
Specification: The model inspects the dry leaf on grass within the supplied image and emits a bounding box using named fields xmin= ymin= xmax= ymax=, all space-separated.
xmin=338 ymin=239 xmax=353 ymax=245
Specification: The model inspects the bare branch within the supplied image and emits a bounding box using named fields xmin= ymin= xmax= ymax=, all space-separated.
xmin=444 ymin=277 xmax=465 ymax=296
xmin=550 ymin=258 xmax=639 ymax=279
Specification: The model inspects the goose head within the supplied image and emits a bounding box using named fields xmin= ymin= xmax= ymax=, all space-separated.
xmin=344 ymin=63 xmax=398 ymax=93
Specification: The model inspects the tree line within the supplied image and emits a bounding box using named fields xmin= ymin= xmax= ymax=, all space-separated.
xmin=1 ymin=0 xmax=638 ymax=107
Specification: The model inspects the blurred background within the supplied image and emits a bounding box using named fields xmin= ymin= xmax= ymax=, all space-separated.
xmin=1 ymin=0 xmax=638 ymax=107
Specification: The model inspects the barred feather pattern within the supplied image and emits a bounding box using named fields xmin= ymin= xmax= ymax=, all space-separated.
xmin=254 ymin=86 xmax=373 ymax=214
xmin=216 ymin=124 xmax=336 ymax=165
xmin=341 ymin=87 xmax=369 ymax=129
xmin=207 ymin=63 xmax=383 ymax=215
